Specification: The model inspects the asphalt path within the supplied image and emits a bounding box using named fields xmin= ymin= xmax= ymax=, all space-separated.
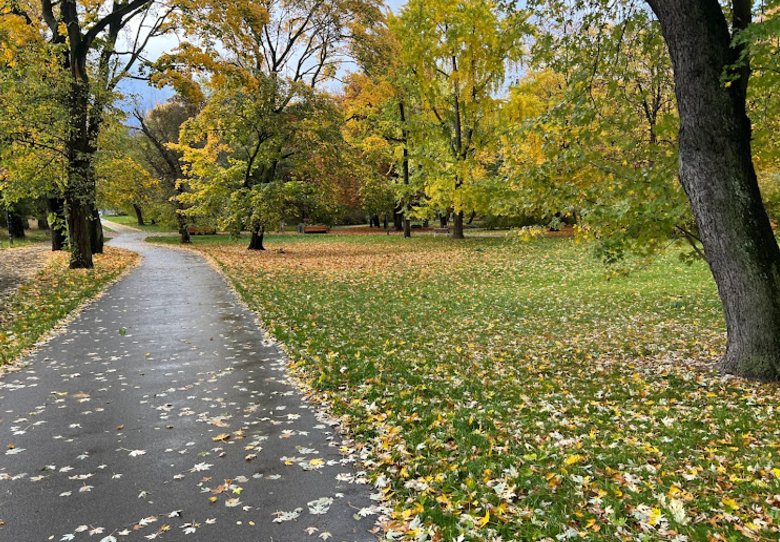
xmin=0 ymin=224 xmax=379 ymax=541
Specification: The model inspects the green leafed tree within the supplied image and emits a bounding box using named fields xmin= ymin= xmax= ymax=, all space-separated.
xmin=393 ymin=0 xmax=528 ymax=238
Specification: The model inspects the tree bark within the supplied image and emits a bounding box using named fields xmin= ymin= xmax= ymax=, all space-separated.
xmin=48 ymin=197 xmax=66 ymax=251
xmin=648 ymin=0 xmax=780 ymax=380
xmin=67 ymin=197 xmax=93 ymax=268
xmin=132 ymin=203 xmax=145 ymax=226
xmin=452 ymin=210 xmax=465 ymax=239
xmin=90 ymin=206 xmax=103 ymax=254
xmin=65 ymin=76 xmax=94 ymax=268
xmin=248 ymin=223 xmax=265 ymax=250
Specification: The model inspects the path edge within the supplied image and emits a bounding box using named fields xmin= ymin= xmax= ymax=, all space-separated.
xmin=155 ymin=241 xmax=391 ymax=538
xmin=0 ymin=249 xmax=143 ymax=377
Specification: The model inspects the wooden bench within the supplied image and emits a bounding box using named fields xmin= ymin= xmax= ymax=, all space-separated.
xmin=433 ymin=227 xmax=450 ymax=236
xmin=187 ymin=226 xmax=217 ymax=235
xmin=302 ymin=225 xmax=328 ymax=234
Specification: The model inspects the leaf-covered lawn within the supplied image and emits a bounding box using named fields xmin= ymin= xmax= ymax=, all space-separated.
xmin=154 ymin=233 xmax=780 ymax=541
xmin=0 ymin=247 xmax=137 ymax=366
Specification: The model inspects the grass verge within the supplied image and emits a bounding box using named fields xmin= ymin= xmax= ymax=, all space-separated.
xmin=0 ymin=229 xmax=50 ymax=249
xmin=102 ymin=215 xmax=176 ymax=233
xmin=0 ymin=247 xmax=137 ymax=366
xmin=151 ymin=233 xmax=780 ymax=541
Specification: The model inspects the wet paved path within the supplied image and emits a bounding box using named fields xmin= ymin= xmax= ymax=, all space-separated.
xmin=0 ymin=225 xmax=378 ymax=541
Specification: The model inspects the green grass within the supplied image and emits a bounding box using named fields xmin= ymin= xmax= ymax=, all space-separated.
xmin=102 ymin=214 xmax=176 ymax=233
xmin=154 ymin=233 xmax=780 ymax=541
xmin=0 ymin=229 xmax=50 ymax=249
xmin=0 ymin=248 xmax=136 ymax=365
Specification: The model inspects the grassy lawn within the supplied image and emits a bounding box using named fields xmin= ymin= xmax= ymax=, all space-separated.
xmin=102 ymin=214 xmax=177 ymax=233
xmin=152 ymin=233 xmax=780 ymax=541
xmin=0 ymin=229 xmax=51 ymax=249
xmin=0 ymin=248 xmax=137 ymax=366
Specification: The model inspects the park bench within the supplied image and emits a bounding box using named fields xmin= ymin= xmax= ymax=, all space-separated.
xmin=187 ymin=226 xmax=217 ymax=235
xmin=302 ymin=225 xmax=328 ymax=234
xmin=433 ymin=227 xmax=450 ymax=236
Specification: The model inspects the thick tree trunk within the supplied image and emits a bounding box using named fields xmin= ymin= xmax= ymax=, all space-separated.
xmin=132 ymin=203 xmax=145 ymax=226
xmin=452 ymin=210 xmax=465 ymax=239
xmin=438 ymin=212 xmax=449 ymax=228
xmin=248 ymin=224 xmax=265 ymax=251
xmin=48 ymin=197 xmax=66 ymax=251
xmin=90 ymin=206 xmax=103 ymax=254
xmin=66 ymin=78 xmax=94 ymax=269
xmin=648 ymin=0 xmax=780 ymax=380
xmin=7 ymin=211 xmax=26 ymax=239
xmin=67 ymin=197 xmax=93 ymax=268
xmin=403 ymin=218 xmax=411 ymax=238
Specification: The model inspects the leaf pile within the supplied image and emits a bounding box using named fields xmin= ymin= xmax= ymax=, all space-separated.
xmin=172 ymin=233 xmax=780 ymax=541
xmin=0 ymin=247 xmax=137 ymax=366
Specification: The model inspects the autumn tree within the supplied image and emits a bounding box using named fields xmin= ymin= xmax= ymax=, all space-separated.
xmin=509 ymin=6 xmax=684 ymax=262
xmin=133 ymin=100 xmax=199 ymax=244
xmin=394 ymin=0 xmax=527 ymax=238
xmin=346 ymin=9 xmax=421 ymax=237
xmin=0 ymin=4 xmax=68 ymax=250
xmin=1 ymin=0 xmax=173 ymax=268
xmin=155 ymin=0 xmax=378 ymax=250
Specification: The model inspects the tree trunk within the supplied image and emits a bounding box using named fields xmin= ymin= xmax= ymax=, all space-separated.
xmin=179 ymin=225 xmax=191 ymax=244
xmin=248 ymin=224 xmax=265 ymax=251
xmin=48 ymin=197 xmax=66 ymax=251
xmin=67 ymin=197 xmax=93 ymax=268
xmin=403 ymin=218 xmax=411 ymax=238
xmin=393 ymin=207 xmax=403 ymax=231
xmin=648 ymin=0 xmax=780 ymax=380
xmin=90 ymin=206 xmax=103 ymax=254
xmin=467 ymin=210 xmax=477 ymax=225
xmin=66 ymin=78 xmax=94 ymax=269
xmin=132 ymin=203 xmax=145 ymax=226
xmin=452 ymin=210 xmax=465 ymax=239
xmin=7 ymin=211 xmax=26 ymax=239
xmin=439 ymin=212 xmax=449 ymax=228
